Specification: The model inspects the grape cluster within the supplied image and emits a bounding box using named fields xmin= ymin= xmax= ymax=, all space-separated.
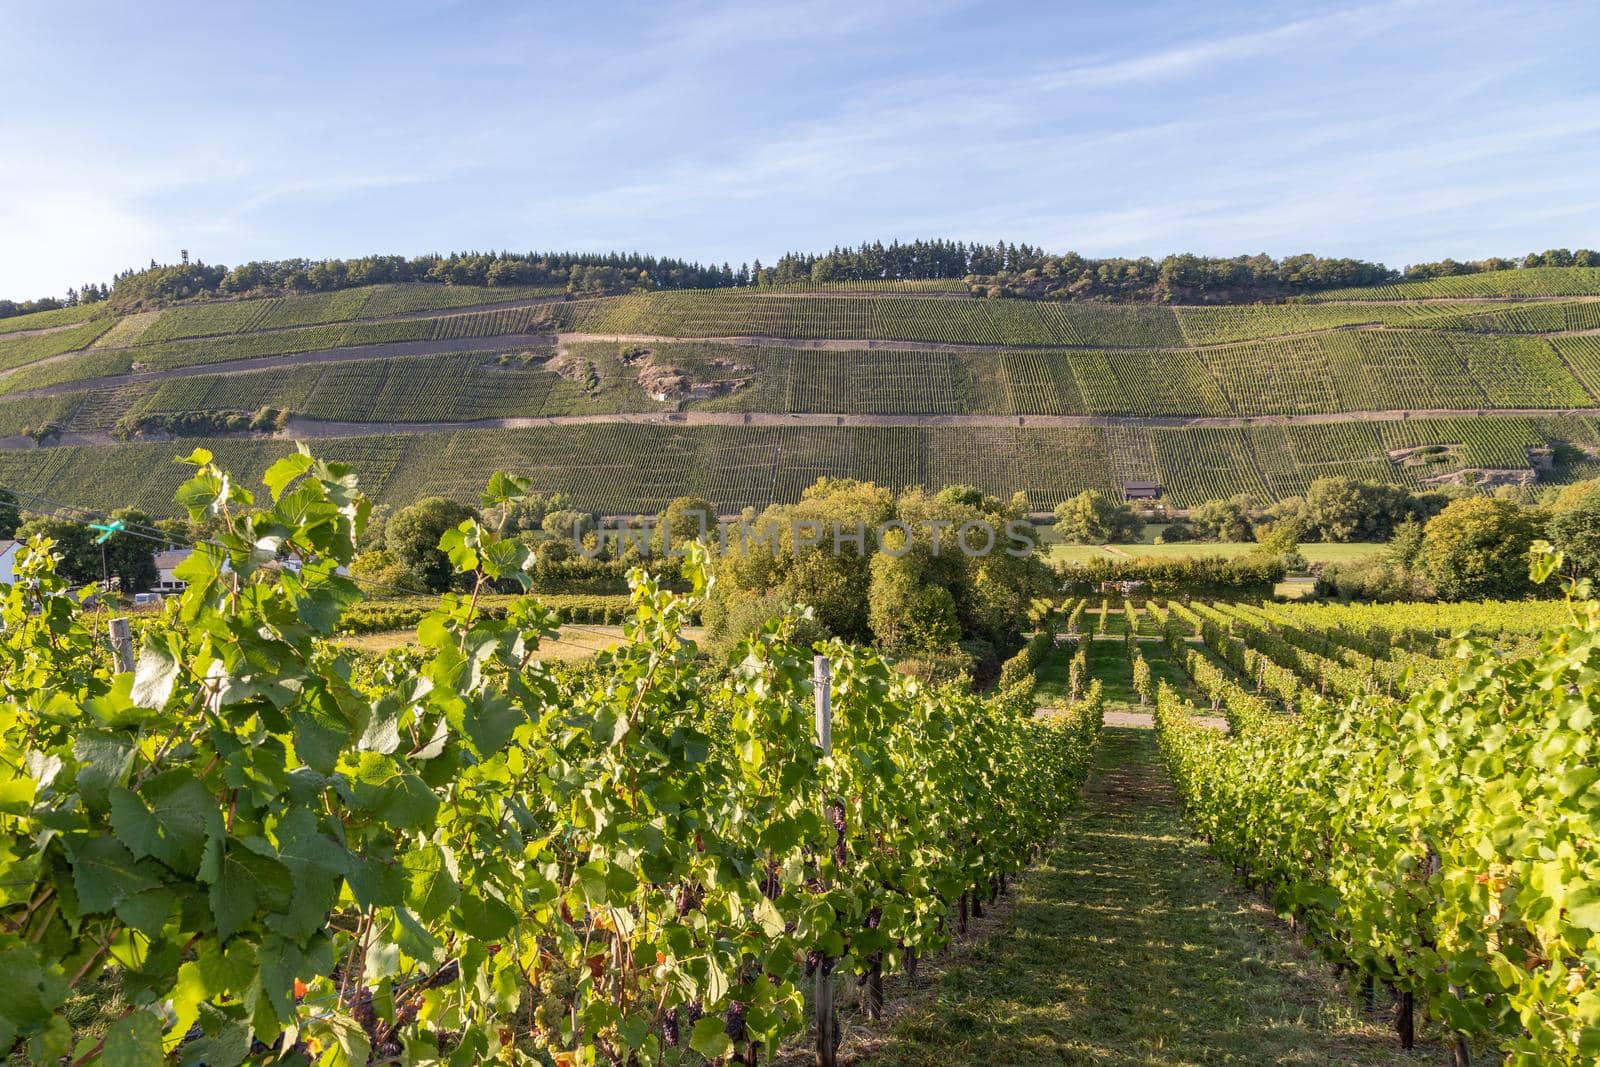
xmin=675 ymin=879 xmax=706 ymax=916
xmin=804 ymin=948 xmax=836 ymax=976
xmin=533 ymin=969 xmax=579 ymax=1039
xmin=723 ymin=1000 xmax=749 ymax=1043
xmin=662 ymin=1006 xmax=681 ymax=1047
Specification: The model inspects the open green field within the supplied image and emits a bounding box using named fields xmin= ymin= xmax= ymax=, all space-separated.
xmin=1044 ymin=539 xmax=1386 ymax=565
xmin=340 ymin=625 xmax=705 ymax=659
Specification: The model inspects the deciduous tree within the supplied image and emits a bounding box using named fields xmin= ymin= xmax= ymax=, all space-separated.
xmin=1053 ymin=490 xmax=1142 ymax=544
xmin=1421 ymin=497 xmax=1541 ymax=600
xmin=387 ymin=496 xmax=479 ymax=592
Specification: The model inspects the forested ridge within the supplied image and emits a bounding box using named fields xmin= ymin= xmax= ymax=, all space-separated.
xmin=9 ymin=240 xmax=1600 ymax=319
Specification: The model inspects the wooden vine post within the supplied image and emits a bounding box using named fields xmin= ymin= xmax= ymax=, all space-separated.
xmin=813 ymin=654 xmax=839 ymax=1067
xmin=108 ymin=617 xmax=134 ymax=673
xmin=1398 ymin=989 xmax=1415 ymax=1050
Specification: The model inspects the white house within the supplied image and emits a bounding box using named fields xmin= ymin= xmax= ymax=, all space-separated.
xmin=0 ymin=540 xmax=17 ymax=585
xmin=154 ymin=549 xmax=190 ymax=593
xmin=149 ymin=548 xmax=346 ymax=593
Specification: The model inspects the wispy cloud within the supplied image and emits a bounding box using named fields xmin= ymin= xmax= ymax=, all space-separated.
xmin=1030 ymin=0 xmax=1430 ymax=91
xmin=0 ymin=0 xmax=1596 ymax=292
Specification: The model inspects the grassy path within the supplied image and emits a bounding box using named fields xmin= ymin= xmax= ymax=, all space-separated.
xmin=869 ymin=725 xmax=1412 ymax=1066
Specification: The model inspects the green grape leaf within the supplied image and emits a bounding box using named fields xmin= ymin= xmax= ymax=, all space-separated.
xmin=303 ymin=1011 xmax=371 ymax=1067
xmin=289 ymin=700 xmax=354 ymax=777
xmin=130 ymin=632 xmax=181 ymax=709
xmin=67 ymin=835 xmax=162 ymax=914
xmin=689 ymin=1017 xmax=731 ymax=1060
xmin=208 ymin=845 xmax=293 ymax=942
xmin=100 ymin=1010 xmax=164 ymax=1067
xmin=402 ymin=844 xmax=460 ymax=923
xmin=391 ymin=907 xmax=446 ymax=967
xmin=82 ymin=674 xmax=152 ymax=728
xmin=176 ymin=1004 xmax=249 ymax=1067
xmin=753 ymin=896 xmax=786 ymax=937
xmin=346 ymin=849 xmax=405 ymax=909
xmin=454 ymin=889 xmax=518 ymax=941
xmin=109 ymin=770 xmax=222 ymax=876
xmin=262 ymin=452 xmax=315 ymax=502
xmin=114 ymin=887 xmax=176 ymax=938
xmin=0 ymin=937 xmax=70 ymax=1053
xmin=1567 ymin=884 xmax=1600 ymax=931
xmin=461 ymin=692 xmax=523 ymax=757
xmin=481 ymin=471 xmax=530 ymax=508
xmin=257 ymin=932 xmax=334 ymax=1023
xmin=346 ymin=752 xmax=439 ymax=830
xmin=704 ymin=956 xmax=729 ymax=1004
xmin=72 ymin=731 xmax=135 ymax=811
xmin=616 ymin=1013 xmax=651 ymax=1050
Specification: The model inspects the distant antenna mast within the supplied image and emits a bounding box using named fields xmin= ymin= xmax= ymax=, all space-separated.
xmin=180 ymin=249 xmax=190 ymax=265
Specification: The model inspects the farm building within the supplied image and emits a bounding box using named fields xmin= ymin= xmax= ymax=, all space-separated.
xmin=155 ymin=549 xmax=190 ymax=593
xmin=1123 ymin=481 xmax=1162 ymax=501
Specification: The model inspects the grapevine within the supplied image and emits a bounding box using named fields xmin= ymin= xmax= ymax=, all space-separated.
xmin=0 ymin=448 xmax=1103 ymax=1063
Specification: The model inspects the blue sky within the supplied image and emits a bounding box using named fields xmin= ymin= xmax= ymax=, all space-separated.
xmin=3 ymin=0 xmax=1598 ymax=299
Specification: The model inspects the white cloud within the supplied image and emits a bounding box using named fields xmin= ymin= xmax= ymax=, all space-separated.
xmin=1 ymin=0 xmax=1596 ymax=290
xmin=0 ymin=190 xmax=162 ymax=299
xmin=1031 ymin=0 xmax=1430 ymax=92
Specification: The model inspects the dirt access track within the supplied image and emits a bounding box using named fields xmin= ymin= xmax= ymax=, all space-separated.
xmin=13 ymin=402 xmax=1600 ymax=452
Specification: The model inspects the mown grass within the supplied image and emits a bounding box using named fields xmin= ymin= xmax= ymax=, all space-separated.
xmin=1136 ymin=634 xmax=1198 ymax=703
xmin=1032 ymin=641 xmax=1077 ymax=707
xmin=340 ymin=626 xmax=706 ymax=659
xmin=1036 ymin=625 xmax=1199 ymax=710
xmin=1087 ymin=634 xmax=1137 ymax=704
xmin=867 ymin=726 xmax=1421 ymax=1066
xmin=1045 ymin=540 xmax=1386 ymax=565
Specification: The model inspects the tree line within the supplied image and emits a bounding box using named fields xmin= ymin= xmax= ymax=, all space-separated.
xmin=7 ymin=240 xmax=1599 ymax=318
xmin=101 ymin=251 xmax=744 ymax=310
xmin=344 ymin=479 xmax=1055 ymax=685
xmin=0 ymin=283 xmax=109 ymax=320
xmin=1049 ymin=474 xmax=1600 ymax=602
xmin=775 ymin=242 xmax=1399 ymax=302
xmin=771 ymin=241 xmax=1600 ymax=300
xmin=1403 ymin=247 xmax=1599 ymax=279
xmin=0 ymin=491 xmax=168 ymax=593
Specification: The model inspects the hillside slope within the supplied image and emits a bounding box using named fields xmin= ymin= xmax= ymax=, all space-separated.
xmin=5 ymin=270 xmax=1600 ymax=515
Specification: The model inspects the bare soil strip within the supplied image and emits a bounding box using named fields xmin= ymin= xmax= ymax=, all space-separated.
xmin=254 ymin=404 xmax=1600 ymax=434
xmin=554 ymin=326 xmax=1405 ymax=357
xmin=13 ymin=403 xmax=1600 ymax=453
xmin=0 ymin=320 xmax=97 ymax=340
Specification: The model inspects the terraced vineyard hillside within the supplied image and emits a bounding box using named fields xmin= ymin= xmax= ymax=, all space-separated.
xmin=5 ymin=267 xmax=1600 ymax=514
